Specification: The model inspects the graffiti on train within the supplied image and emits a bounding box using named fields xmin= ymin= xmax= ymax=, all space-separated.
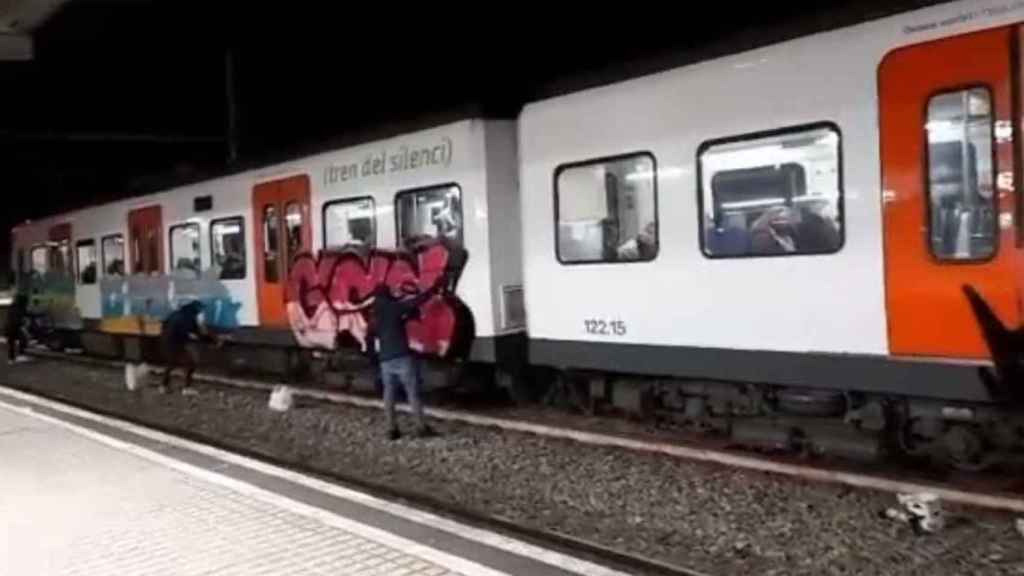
xmin=286 ymin=241 xmax=473 ymax=359
xmin=100 ymin=268 xmax=242 ymax=329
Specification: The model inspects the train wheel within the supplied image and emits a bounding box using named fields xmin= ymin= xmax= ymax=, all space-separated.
xmin=941 ymin=424 xmax=992 ymax=472
xmin=496 ymin=368 xmax=532 ymax=406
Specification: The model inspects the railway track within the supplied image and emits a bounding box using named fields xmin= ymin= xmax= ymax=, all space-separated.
xmin=11 ymin=347 xmax=1024 ymax=573
xmin=6 ymin=351 xmax=709 ymax=576
xmin=29 ymin=347 xmax=1024 ymax=516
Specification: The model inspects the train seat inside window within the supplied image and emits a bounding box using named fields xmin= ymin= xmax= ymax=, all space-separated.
xmin=102 ymin=235 xmax=125 ymax=276
xmin=700 ymin=124 xmax=843 ymax=258
xmin=76 ymin=240 xmax=97 ymax=285
xmin=211 ymin=217 xmax=246 ymax=280
xmin=555 ymin=153 xmax=658 ymax=264
xmin=926 ymin=88 xmax=995 ymax=261
xmin=324 ymin=197 xmax=376 ymax=249
xmin=170 ymin=223 xmax=201 ymax=277
xmin=395 ymin=185 xmax=462 ymax=250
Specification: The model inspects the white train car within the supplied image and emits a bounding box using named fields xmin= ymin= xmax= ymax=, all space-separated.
xmin=11 ymin=119 xmax=523 ymax=372
xmin=12 ymin=0 xmax=1024 ymax=466
xmin=518 ymin=0 xmax=1024 ymax=462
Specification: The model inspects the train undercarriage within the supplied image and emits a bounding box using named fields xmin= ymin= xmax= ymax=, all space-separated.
xmin=23 ymin=286 xmax=1024 ymax=473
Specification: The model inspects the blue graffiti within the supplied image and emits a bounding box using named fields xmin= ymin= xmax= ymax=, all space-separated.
xmin=100 ymin=268 xmax=241 ymax=329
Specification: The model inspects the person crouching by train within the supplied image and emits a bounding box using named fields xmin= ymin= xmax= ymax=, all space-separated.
xmin=372 ymin=280 xmax=443 ymax=440
xmin=5 ymin=292 xmax=30 ymax=364
xmin=159 ymin=300 xmax=220 ymax=395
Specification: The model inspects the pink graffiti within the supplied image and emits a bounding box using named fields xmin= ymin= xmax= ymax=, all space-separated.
xmin=285 ymin=241 xmax=471 ymax=358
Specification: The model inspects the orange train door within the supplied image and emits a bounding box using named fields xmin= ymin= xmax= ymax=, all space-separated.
xmin=252 ymin=175 xmax=312 ymax=326
xmin=127 ymin=206 xmax=163 ymax=275
xmin=880 ymin=26 xmax=1022 ymax=359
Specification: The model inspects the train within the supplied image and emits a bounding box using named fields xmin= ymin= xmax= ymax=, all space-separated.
xmin=11 ymin=0 xmax=1024 ymax=469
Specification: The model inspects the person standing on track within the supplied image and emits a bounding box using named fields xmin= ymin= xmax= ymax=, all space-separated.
xmin=5 ymin=292 xmax=29 ymax=364
xmin=159 ymin=300 xmax=218 ymax=394
xmin=372 ymin=280 xmax=442 ymax=440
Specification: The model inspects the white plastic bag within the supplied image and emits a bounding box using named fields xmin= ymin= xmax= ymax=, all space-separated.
xmin=268 ymin=385 xmax=294 ymax=412
xmin=124 ymin=363 xmax=150 ymax=391
xmin=895 ymin=492 xmax=945 ymax=534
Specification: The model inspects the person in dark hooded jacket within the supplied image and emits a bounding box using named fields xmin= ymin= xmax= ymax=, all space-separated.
xmin=160 ymin=300 xmax=218 ymax=393
xmin=372 ymin=279 xmax=443 ymax=440
xmin=5 ymin=292 xmax=29 ymax=363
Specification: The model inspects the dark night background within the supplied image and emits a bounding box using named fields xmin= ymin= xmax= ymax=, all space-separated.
xmin=0 ymin=0 xmax=951 ymax=270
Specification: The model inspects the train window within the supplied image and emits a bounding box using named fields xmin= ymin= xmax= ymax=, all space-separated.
xmin=324 ymin=197 xmax=376 ymax=249
xmin=50 ymin=239 xmax=70 ymax=275
xmin=102 ymin=235 xmax=125 ymax=276
xmin=699 ymin=123 xmax=843 ymax=258
xmin=211 ymin=217 xmax=246 ymax=280
xmin=284 ymin=202 xmax=304 ymax=264
xmin=555 ymin=154 xmax=658 ymax=264
xmin=169 ymin=223 xmax=201 ymax=276
xmin=395 ymin=184 xmax=462 ymax=249
xmin=263 ymin=204 xmax=280 ymax=284
xmin=926 ymin=88 xmax=996 ymax=261
xmin=75 ymin=240 xmax=97 ymax=285
xmin=30 ymin=245 xmax=47 ymax=276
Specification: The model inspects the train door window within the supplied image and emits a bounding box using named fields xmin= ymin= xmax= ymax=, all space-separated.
xmin=131 ymin=226 xmax=141 ymax=272
xmin=211 ymin=217 xmax=246 ymax=280
xmin=147 ymin=228 xmax=160 ymax=273
xmin=324 ymin=197 xmax=376 ymax=249
xmin=395 ymin=184 xmax=462 ymax=249
xmin=263 ymin=204 xmax=280 ymax=283
xmin=555 ymin=154 xmax=658 ymax=264
xmin=49 ymin=239 xmax=70 ymax=275
xmin=30 ymin=245 xmax=47 ymax=276
xmin=76 ymin=239 xmax=97 ymax=285
xmin=128 ymin=206 xmax=163 ymax=275
xmin=926 ymin=88 xmax=996 ymax=261
xmin=102 ymin=234 xmax=125 ymax=276
xmin=17 ymin=249 xmax=25 ymax=277
xmin=699 ymin=123 xmax=843 ymax=258
xmin=284 ymin=202 xmax=304 ymax=264
xmin=169 ymin=223 xmax=201 ymax=276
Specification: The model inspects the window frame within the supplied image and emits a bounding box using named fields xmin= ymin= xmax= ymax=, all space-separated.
xmin=322 ymin=196 xmax=378 ymax=249
xmin=552 ymin=151 xmax=660 ymax=266
xmin=696 ymin=121 xmax=846 ymax=260
xmin=922 ymin=84 xmax=999 ymax=264
xmin=393 ymin=182 xmax=464 ymax=249
xmin=101 ymin=233 xmax=125 ymax=277
xmin=75 ymin=238 xmax=97 ymax=285
xmin=168 ymin=222 xmax=202 ymax=274
xmin=209 ymin=216 xmax=247 ymax=280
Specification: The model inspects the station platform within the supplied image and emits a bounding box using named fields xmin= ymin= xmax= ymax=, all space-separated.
xmin=0 ymin=387 xmax=628 ymax=576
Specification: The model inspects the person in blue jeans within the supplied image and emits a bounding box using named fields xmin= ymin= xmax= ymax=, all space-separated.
xmin=372 ymin=280 xmax=442 ymax=440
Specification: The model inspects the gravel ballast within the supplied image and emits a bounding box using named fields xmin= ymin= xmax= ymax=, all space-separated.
xmin=3 ymin=357 xmax=1024 ymax=576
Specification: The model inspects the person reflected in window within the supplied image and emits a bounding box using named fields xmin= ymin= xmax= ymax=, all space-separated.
xmin=107 ymin=259 xmax=124 ymax=276
xmin=434 ymin=196 xmax=461 ymax=241
xmin=616 ymin=221 xmax=657 ymax=261
xmin=81 ymin=263 xmax=97 ymax=284
xmin=750 ymin=204 xmax=839 ymax=255
xmin=600 ymin=218 xmax=620 ymax=261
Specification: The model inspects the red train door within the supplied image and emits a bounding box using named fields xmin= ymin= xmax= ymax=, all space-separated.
xmin=880 ymin=26 xmax=1022 ymax=359
xmin=127 ymin=206 xmax=163 ymax=275
xmin=252 ymin=175 xmax=312 ymax=326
